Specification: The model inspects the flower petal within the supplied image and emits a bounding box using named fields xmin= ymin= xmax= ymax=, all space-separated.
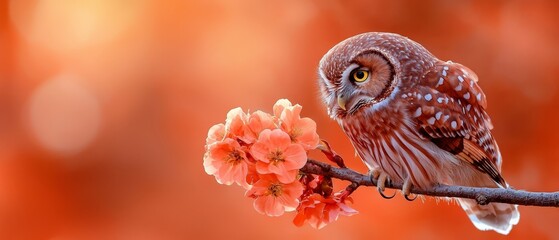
xmin=273 ymin=99 xmax=292 ymax=117
xmin=293 ymin=210 xmax=307 ymax=227
xmin=250 ymin=142 xmax=270 ymax=163
xmin=268 ymin=129 xmax=291 ymax=149
xmin=217 ymin=163 xmax=235 ymax=185
xmin=294 ymin=118 xmax=319 ymax=150
xmin=283 ymin=144 xmax=307 ymax=169
xmin=278 ymin=194 xmax=298 ymax=212
xmin=255 ymin=161 xmax=271 ymax=174
xmin=248 ymin=110 xmax=276 ymax=137
xmin=205 ymin=123 xmax=226 ymax=146
xmin=275 ymin=169 xmax=297 ymax=184
xmin=284 ymin=181 xmax=304 ymax=200
xmin=267 ymin=161 xmax=286 ymax=175
xmin=253 ymin=196 xmax=267 ymax=215
xmin=202 ymin=153 xmax=219 ymax=175
xmin=265 ymin=196 xmax=285 ymax=217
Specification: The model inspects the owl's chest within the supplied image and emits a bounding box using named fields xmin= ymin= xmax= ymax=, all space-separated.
xmin=337 ymin=100 xmax=450 ymax=187
xmin=339 ymin=100 xmax=410 ymax=142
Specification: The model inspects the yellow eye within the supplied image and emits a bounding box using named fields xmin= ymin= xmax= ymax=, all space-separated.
xmin=351 ymin=69 xmax=369 ymax=82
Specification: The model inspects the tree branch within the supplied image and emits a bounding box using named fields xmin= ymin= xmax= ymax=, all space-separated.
xmin=301 ymin=159 xmax=559 ymax=207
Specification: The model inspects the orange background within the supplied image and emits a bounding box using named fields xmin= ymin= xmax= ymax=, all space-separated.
xmin=1 ymin=1 xmax=558 ymax=239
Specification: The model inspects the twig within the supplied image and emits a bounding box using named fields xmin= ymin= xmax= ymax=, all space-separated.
xmin=301 ymin=159 xmax=559 ymax=207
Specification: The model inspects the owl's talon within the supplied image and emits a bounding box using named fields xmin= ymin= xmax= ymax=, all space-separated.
xmin=404 ymin=193 xmax=417 ymax=201
xmin=378 ymin=187 xmax=397 ymax=199
xmin=370 ymin=170 xmax=396 ymax=199
xmin=402 ymin=177 xmax=417 ymax=201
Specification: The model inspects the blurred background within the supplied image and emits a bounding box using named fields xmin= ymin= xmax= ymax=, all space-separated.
xmin=1 ymin=0 xmax=558 ymax=239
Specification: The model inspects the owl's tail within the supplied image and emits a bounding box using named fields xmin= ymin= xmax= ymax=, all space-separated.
xmin=457 ymin=198 xmax=519 ymax=235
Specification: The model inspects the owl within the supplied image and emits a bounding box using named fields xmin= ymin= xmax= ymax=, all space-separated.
xmin=317 ymin=32 xmax=519 ymax=234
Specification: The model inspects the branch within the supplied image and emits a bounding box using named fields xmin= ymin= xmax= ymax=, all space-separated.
xmin=301 ymin=159 xmax=559 ymax=207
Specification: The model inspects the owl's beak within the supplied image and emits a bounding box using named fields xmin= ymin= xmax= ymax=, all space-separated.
xmin=337 ymin=95 xmax=348 ymax=111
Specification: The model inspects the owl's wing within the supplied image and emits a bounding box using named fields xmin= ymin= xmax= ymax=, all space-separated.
xmin=409 ymin=61 xmax=506 ymax=187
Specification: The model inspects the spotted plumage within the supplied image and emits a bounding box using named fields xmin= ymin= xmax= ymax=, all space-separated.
xmin=318 ymin=32 xmax=519 ymax=234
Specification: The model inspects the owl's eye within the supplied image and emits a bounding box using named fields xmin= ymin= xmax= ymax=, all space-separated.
xmin=350 ymin=69 xmax=370 ymax=83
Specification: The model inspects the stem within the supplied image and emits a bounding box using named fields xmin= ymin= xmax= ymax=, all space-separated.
xmin=301 ymin=159 xmax=559 ymax=207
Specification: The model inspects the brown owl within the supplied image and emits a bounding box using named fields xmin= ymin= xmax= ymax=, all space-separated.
xmin=317 ymin=32 xmax=519 ymax=234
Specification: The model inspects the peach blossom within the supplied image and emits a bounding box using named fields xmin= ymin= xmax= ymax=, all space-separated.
xmin=246 ymin=175 xmax=304 ymax=217
xmin=272 ymin=99 xmax=298 ymax=118
xmin=246 ymin=110 xmax=276 ymax=142
xmin=245 ymin=156 xmax=260 ymax=185
xmin=224 ymin=107 xmax=253 ymax=144
xmin=293 ymin=193 xmax=358 ymax=229
xmin=203 ymin=138 xmax=250 ymax=188
xmin=205 ymin=123 xmax=226 ymax=147
xmin=250 ymin=129 xmax=307 ymax=183
xmin=273 ymin=100 xmax=319 ymax=151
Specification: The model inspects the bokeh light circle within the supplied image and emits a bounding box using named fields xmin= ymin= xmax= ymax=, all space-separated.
xmin=9 ymin=0 xmax=147 ymax=52
xmin=28 ymin=74 xmax=101 ymax=155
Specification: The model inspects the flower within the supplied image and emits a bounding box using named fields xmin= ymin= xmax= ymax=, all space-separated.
xmin=273 ymin=99 xmax=319 ymax=151
xmin=206 ymin=123 xmax=226 ymax=147
xmin=246 ymin=175 xmax=304 ymax=217
xmin=250 ymin=129 xmax=307 ymax=183
xmin=203 ymin=138 xmax=250 ymax=188
xmin=202 ymin=101 xmax=354 ymax=227
xmin=224 ymin=107 xmax=253 ymax=144
xmin=293 ymin=193 xmax=358 ymax=229
xmin=245 ymin=157 xmax=260 ymax=185
xmin=246 ymin=110 xmax=276 ymax=142
xmin=273 ymin=99 xmax=295 ymax=118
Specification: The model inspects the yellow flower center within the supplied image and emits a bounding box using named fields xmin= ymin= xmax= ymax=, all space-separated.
xmin=289 ymin=128 xmax=301 ymax=143
xmin=227 ymin=150 xmax=243 ymax=165
xmin=268 ymin=150 xmax=284 ymax=165
xmin=268 ymin=183 xmax=283 ymax=197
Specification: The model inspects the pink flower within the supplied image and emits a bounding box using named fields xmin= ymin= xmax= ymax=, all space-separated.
xmin=206 ymin=123 xmax=226 ymax=147
xmin=245 ymin=157 xmax=260 ymax=185
xmin=224 ymin=107 xmax=253 ymax=144
xmin=250 ymin=129 xmax=307 ymax=183
xmin=245 ymin=110 xmax=276 ymax=142
xmin=203 ymin=138 xmax=250 ymax=188
xmin=273 ymin=99 xmax=295 ymax=118
xmin=246 ymin=175 xmax=304 ymax=217
xmin=293 ymin=193 xmax=358 ymax=229
xmin=273 ymin=99 xmax=319 ymax=151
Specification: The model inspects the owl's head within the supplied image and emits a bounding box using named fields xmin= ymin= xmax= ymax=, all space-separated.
xmin=318 ymin=32 xmax=436 ymax=119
